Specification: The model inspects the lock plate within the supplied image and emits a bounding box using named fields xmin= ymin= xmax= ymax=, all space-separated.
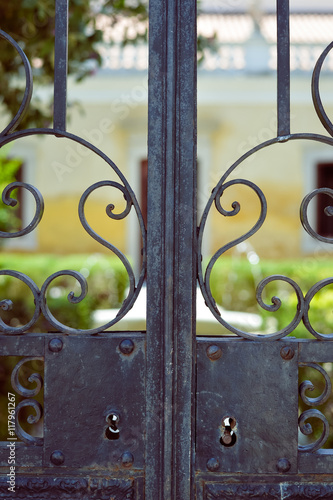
xmin=44 ymin=333 xmax=145 ymax=470
xmin=196 ymin=338 xmax=298 ymax=474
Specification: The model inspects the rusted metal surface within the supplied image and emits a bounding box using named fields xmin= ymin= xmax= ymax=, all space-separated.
xmin=1 ymin=0 xmax=333 ymax=498
xmin=196 ymin=339 xmax=299 ymax=475
xmin=43 ymin=334 xmax=145 ymax=470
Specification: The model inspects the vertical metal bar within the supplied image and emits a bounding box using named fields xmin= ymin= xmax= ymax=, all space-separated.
xmin=146 ymin=0 xmax=197 ymax=497
xmin=53 ymin=0 xmax=68 ymax=131
xmin=276 ymin=0 xmax=290 ymax=137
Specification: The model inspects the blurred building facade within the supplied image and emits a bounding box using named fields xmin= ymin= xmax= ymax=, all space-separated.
xmin=2 ymin=0 xmax=333 ymax=268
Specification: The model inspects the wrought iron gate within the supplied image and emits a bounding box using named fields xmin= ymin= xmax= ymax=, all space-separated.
xmin=1 ymin=0 xmax=333 ymax=498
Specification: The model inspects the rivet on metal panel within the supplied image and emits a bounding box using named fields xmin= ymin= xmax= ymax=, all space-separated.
xmin=121 ymin=451 xmax=134 ymax=468
xmin=48 ymin=338 xmax=63 ymax=353
xmin=280 ymin=346 xmax=295 ymax=360
xmin=50 ymin=450 xmax=65 ymax=465
xmin=206 ymin=345 xmax=222 ymax=361
xmin=105 ymin=412 xmax=120 ymax=440
xmin=276 ymin=457 xmax=291 ymax=472
xmin=206 ymin=457 xmax=220 ymax=472
xmin=119 ymin=339 xmax=135 ymax=355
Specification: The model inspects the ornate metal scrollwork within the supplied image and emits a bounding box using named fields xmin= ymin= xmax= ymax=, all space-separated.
xmin=0 ymin=271 xmax=41 ymax=334
xmin=11 ymin=357 xmax=44 ymax=446
xmin=256 ymin=275 xmax=304 ymax=339
xmin=300 ymin=188 xmax=333 ymax=245
xmin=303 ymin=278 xmax=333 ymax=340
xmin=197 ymin=38 xmax=333 ymax=341
xmin=15 ymin=399 xmax=43 ymax=446
xmin=198 ymin=171 xmax=306 ymax=340
xmin=299 ymin=362 xmax=332 ymax=407
xmin=298 ymin=362 xmax=332 ymax=452
xmin=0 ymin=28 xmax=146 ymax=334
xmin=1 ymin=182 xmax=44 ymax=238
xmin=11 ymin=357 xmax=44 ymax=398
xmin=298 ymin=409 xmax=330 ymax=453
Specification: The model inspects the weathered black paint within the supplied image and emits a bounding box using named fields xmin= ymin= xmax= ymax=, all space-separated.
xmin=1 ymin=0 xmax=333 ymax=499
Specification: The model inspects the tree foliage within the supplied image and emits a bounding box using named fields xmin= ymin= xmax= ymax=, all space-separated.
xmin=0 ymin=0 xmax=108 ymax=129
xmin=0 ymin=0 xmax=214 ymax=130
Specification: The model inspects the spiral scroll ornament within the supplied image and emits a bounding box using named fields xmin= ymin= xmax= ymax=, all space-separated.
xmin=299 ymin=362 xmax=332 ymax=407
xmin=0 ymin=271 xmax=41 ymax=334
xmin=0 ymin=29 xmax=146 ymax=334
xmin=198 ymin=173 xmax=307 ymax=340
xmin=15 ymin=399 xmax=43 ymax=446
xmin=197 ymin=40 xmax=333 ymax=340
xmin=11 ymin=357 xmax=44 ymax=398
xmin=303 ymin=279 xmax=333 ymax=340
xmin=11 ymin=357 xmax=44 ymax=446
xmin=298 ymin=363 xmax=332 ymax=452
xmin=298 ymin=409 xmax=330 ymax=453
xmin=1 ymin=182 xmax=44 ymax=238
xmin=300 ymin=188 xmax=333 ymax=245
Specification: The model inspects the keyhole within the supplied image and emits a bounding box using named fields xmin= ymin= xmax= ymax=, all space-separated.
xmin=105 ymin=413 xmax=120 ymax=440
xmin=220 ymin=416 xmax=237 ymax=447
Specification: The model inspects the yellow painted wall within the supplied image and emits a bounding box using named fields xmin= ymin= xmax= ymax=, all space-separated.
xmin=38 ymin=197 xmax=127 ymax=254
xmin=3 ymin=72 xmax=333 ymax=260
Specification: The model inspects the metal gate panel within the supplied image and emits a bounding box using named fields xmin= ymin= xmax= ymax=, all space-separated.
xmin=298 ymin=340 xmax=333 ymax=475
xmin=196 ymin=339 xmax=298 ymax=475
xmin=0 ymin=334 xmax=145 ymax=499
xmin=2 ymin=0 xmax=333 ymax=497
xmin=44 ymin=334 xmax=145 ymax=470
xmin=0 ymin=336 xmax=44 ymax=469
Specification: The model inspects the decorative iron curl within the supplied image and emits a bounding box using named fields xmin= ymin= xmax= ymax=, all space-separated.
xmin=255 ymin=275 xmax=304 ymax=339
xmin=204 ymin=179 xmax=267 ymax=294
xmin=11 ymin=357 xmax=43 ymax=446
xmin=0 ymin=270 xmax=40 ymax=334
xmin=15 ymin=399 xmax=43 ymax=446
xmin=40 ymin=270 xmax=88 ymax=334
xmin=79 ymin=182 xmax=134 ymax=282
xmin=0 ymin=128 xmax=147 ymax=334
xmin=0 ymin=30 xmax=33 ymax=136
xmin=299 ymin=362 xmax=332 ymax=407
xmin=11 ymin=357 xmax=44 ymax=398
xmin=300 ymin=188 xmax=333 ymax=244
xmin=1 ymin=182 xmax=44 ymax=238
xmin=298 ymin=409 xmax=330 ymax=453
xmin=312 ymin=41 xmax=333 ymax=138
xmin=303 ymin=278 xmax=333 ymax=340
xmin=76 ymin=181 xmax=145 ymax=333
xmin=199 ymin=179 xmax=280 ymax=340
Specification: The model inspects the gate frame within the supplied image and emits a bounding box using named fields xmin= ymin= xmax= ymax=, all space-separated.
xmin=146 ymin=0 xmax=197 ymax=498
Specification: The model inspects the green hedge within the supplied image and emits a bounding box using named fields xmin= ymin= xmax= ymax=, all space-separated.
xmin=0 ymin=253 xmax=129 ymax=332
xmin=2 ymin=252 xmax=333 ymax=336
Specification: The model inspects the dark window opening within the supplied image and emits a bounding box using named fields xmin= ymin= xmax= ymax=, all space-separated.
xmin=316 ymin=163 xmax=333 ymax=238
